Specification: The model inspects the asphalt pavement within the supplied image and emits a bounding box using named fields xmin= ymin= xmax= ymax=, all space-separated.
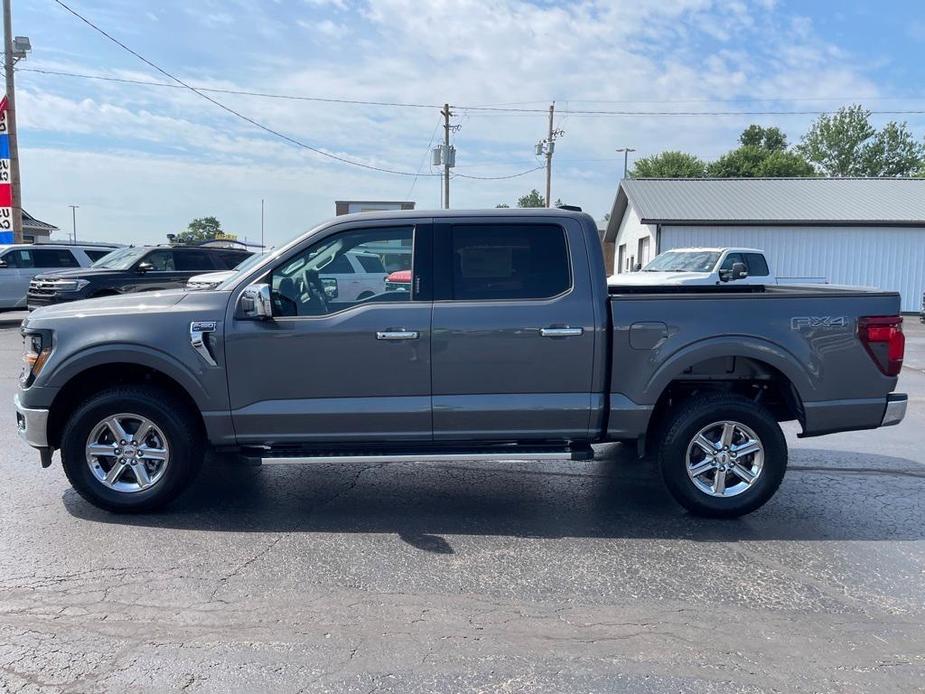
xmin=0 ymin=313 xmax=923 ymax=692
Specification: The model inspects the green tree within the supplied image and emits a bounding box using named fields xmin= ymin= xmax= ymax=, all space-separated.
xmin=796 ymin=105 xmax=875 ymax=176
xmin=706 ymin=125 xmax=813 ymax=178
xmin=739 ymin=124 xmax=788 ymax=151
xmin=175 ymin=216 xmax=223 ymax=244
xmin=495 ymin=203 xmax=510 ymax=208
xmin=517 ymin=189 xmax=546 ymax=208
xmin=630 ymin=151 xmax=706 ymax=178
xmin=796 ymin=105 xmax=925 ymax=177
xmin=864 ymin=121 xmax=925 ymax=177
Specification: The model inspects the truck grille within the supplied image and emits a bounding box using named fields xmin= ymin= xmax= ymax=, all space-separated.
xmin=28 ymin=280 xmax=58 ymax=296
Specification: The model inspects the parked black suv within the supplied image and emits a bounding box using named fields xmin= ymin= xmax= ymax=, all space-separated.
xmin=27 ymin=245 xmax=251 ymax=309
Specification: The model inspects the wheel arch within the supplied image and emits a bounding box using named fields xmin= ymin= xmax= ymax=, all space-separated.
xmin=46 ymin=348 xmax=208 ymax=449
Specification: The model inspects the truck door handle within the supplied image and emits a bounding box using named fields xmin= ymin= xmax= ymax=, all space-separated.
xmin=376 ymin=330 xmax=419 ymax=341
xmin=539 ymin=327 xmax=584 ymax=338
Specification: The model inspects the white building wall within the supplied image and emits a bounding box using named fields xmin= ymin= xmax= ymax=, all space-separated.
xmin=612 ymin=205 xmax=656 ymax=273
xmin=662 ymin=225 xmax=925 ymax=312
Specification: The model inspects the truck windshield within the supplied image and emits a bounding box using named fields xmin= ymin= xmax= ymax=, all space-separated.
xmin=643 ymin=251 xmax=720 ymax=273
xmin=90 ymin=247 xmax=149 ymax=270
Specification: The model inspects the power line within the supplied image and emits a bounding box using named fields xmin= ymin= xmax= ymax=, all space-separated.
xmin=454 ymin=166 xmax=544 ymax=180
xmin=21 ymin=66 xmax=925 ymax=117
xmin=50 ymin=0 xmax=441 ymax=177
xmin=405 ymin=117 xmax=442 ymax=200
xmin=17 ymin=66 xmax=440 ymax=109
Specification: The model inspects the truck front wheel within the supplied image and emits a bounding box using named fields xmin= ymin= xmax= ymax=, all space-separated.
xmin=657 ymin=393 xmax=787 ymax=518
xmin=60 ymin=386 xmax=204 ymax=513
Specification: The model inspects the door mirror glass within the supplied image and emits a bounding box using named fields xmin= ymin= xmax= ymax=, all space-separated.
xmin=731 ymin=262 xmax=748 ymax=281
xmin=238 ymin=283 xmax=272 ymax=320
xmin=136 ymin=261 xmax=155 ymax=273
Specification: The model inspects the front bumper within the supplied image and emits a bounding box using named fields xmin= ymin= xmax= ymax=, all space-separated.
xmin=881 ymin=393 xmax=907 ymax=427
xmin=14 ymin=393 xmax=49 ymax=448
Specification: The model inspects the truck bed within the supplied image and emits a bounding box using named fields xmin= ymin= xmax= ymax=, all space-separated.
xmin=605 ymin=283 xmax=903 ymax=441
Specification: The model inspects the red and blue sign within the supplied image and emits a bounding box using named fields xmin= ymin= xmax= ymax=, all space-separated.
xmin=0 ymin=96 xmax=11 ymax=244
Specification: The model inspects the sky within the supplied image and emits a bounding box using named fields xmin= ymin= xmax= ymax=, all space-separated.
xmin=10 ymin=0 xmax=925 ymax=246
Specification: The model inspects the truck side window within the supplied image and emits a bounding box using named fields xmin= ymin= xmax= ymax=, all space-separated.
xmin=744 ymin=253 xmax=770 ymax=277
xmin=720 ymin=253 xmax=745 ymax=271
xmin=449 ymin=224 xmax=570 ymax=301
xmin=269 ymin=226 xmax=413 ymax=317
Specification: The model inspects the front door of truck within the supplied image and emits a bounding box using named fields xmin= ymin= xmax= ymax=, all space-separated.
xmin=430 ymin=218 xmax=597 ymax=441
xmin=225 ymin=221 xmax=433 ymax=445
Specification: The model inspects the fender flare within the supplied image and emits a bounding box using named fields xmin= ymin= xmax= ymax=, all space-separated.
xmin=642 ymin=335 xmax=816 ymax=406
xmin=46 ymin=343 xmax=210 ymax=410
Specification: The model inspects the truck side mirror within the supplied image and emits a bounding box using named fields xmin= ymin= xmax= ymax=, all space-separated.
xmin=633 ymin=263 xmax=642 ymax=272
xmin=136 ymin=261 xmax=155 ymax=273
xmin=0 ymin=259 xmax=7 ymax=269
xmin=322 ymin=277 xmax=338 ymax=299
xmin=731 ymin=262 xmax=748 ymax=281
xmin=238 ymin=283 xmax=272 ymax=320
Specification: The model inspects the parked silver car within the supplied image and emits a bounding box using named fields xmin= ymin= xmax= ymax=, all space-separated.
xmin=0 ymin=244 xmax=118 ymax=311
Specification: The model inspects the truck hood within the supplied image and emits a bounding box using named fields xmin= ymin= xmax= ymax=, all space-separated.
xmin=608 ymin=271 xmax=715 ymax=286
xmin=33 ymin=268 xmax=128 ymax=281
xmin=24 ymin=290 xmax=189 ymax=325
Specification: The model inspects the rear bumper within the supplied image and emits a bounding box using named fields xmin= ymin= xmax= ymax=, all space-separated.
xmin=800 ymin=393 xmax=907 ymax=437
xmin=881 ymin=393 xmax=907 ymax=427
xmin=14 ymin=393 xmax=49 ymax=448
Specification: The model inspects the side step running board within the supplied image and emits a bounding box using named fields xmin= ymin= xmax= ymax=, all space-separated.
xmin=258 ymin=447 xmax=593 ymax=465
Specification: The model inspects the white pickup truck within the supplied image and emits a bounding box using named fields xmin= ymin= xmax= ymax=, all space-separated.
xmin=609 ymin=247 xmax=827 ymax=287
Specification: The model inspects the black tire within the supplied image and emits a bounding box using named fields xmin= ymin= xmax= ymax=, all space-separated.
xmin=657 ymin=393 xmax=787 ymax=518
xmin=60 ymin=386 xmax=204 ymax=513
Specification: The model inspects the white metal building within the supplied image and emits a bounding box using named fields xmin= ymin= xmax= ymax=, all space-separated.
xmin=603 ymin=178 xmax=925 ymax=312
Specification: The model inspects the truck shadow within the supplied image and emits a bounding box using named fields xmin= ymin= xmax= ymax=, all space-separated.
xmin=63 ymin=444 xmax=925 ymax=545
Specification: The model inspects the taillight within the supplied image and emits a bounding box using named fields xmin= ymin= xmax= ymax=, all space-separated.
xmin=858 ymin=316 xmax=904 ymax=377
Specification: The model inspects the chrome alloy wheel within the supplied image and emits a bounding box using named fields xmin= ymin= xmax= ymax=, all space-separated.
xmin=685 ymin=420 xmax=764 ymax=498
xmin=85 ymin=413 xmax=170 ymax=493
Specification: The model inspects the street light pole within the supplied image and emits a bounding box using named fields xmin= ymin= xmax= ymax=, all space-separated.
xmin=68 ymin=204 xmax=78 ymax=243
xmin=615 ymin=148 xmax=636 ymax=179
xmin=3 ymin=0 xmax=24 ymax=243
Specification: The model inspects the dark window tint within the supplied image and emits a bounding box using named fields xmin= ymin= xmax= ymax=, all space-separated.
xmin=84 ymin=249 xmax=114 ymax=262
xmin=450 ymin=224 xmax=570 ymax=301
xmin=175 ymin=250 xmax=215 ymax=271
xmin=720 ymin=252 xmax=745 ymax=271
xmin=356 ymin=254 xmax=386 ymax=274
xmin=323 ymin=254 xmax=354 ymax=274
xmin=744 ymin=253 xmax=770 ymax=277
xmin=216 ymin=251 xmax=250 ymax=269
xmin=142 ymin=250 xmax=175 ymax=271
xmin=33 ymin=248 xmax=80 ymax=268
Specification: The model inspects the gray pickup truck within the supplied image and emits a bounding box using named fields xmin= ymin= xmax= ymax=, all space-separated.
xmin=14 ymin=209 xmax=907 ymax=517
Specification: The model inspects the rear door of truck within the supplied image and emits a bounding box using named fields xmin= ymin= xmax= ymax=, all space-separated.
xmin=430 ymin=216 xmax=598 ymax=441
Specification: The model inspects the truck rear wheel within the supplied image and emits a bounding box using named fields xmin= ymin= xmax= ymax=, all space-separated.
xmin=60 ymin=386 xmax=204 ymax=513
xmin=657 ymin=393 xmax=787 ymax=518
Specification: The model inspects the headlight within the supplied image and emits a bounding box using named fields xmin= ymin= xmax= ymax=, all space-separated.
xmin=21 ymin=329 xmax=52 ymax=387
xmin=48 ymin=279 xmax=89 ymax=292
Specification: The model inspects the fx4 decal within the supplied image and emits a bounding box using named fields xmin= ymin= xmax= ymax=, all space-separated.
xmin=790 ymin=316 xmax=849 ymax=330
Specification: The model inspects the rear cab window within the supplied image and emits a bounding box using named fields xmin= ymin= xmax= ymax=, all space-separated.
xmin=744 ymin=253 xmax=770 ymax=277
xmin=442 ymin=224 xmax=571 ymax=301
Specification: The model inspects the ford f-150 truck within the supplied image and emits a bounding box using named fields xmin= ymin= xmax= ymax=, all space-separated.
xmin=14 ymin=209 xmax=907 ymax=517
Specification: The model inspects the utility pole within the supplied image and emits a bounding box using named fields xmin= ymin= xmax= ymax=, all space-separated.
xmin=68 ymin=204 xmax=78 ymax=242
xmin=615 ymin=147 xmax=636 ymax=179
xmin=536 ymin=102 xmax=564 ymax=207
xmin=3 ymin=0 xmax=26 ymax=243
xmin=260 ymin=199 xmax=264 ymax=250
xmin=441 ymin=104 xmax=451 ymax=209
